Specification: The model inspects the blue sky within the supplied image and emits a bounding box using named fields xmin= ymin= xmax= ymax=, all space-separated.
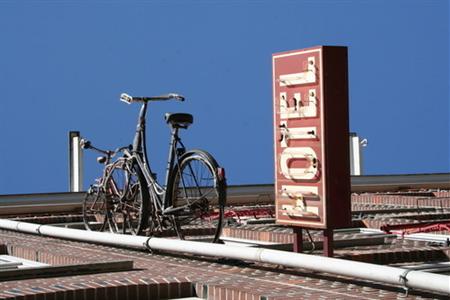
xmin=0 ymin=0 xmax=448 ymax=194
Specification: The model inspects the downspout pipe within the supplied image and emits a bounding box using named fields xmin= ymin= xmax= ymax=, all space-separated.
xmin=0 ymin=219 xmax=448 ymax=296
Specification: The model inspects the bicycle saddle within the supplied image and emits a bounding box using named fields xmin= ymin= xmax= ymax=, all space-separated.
xmin=165 ymin=113 xmax=193 ymax=128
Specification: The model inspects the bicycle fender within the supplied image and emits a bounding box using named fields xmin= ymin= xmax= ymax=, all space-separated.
xmin=178 ymin=149 xmax=220 ymax=168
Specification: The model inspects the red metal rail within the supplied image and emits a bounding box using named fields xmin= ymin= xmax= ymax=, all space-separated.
xmin=224 ymin=207 xmax=274 ymax=220
xmin=206 ymin=207 xmax=275 ymax=222
xmin=381 ymin=221 xmax=450 ymax=236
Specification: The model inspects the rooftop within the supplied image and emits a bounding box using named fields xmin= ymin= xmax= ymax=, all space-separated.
xmin=0 ymin=174 xmax=449 ymax=299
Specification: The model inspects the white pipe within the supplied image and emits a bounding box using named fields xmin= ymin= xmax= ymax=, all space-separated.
xmin=0 ymin=219 xmax=149 ymax=249
xmin=147 ymin=238 xmax=450 ymax=295
xmin=0 ymin=219 xmax=448 ymax=295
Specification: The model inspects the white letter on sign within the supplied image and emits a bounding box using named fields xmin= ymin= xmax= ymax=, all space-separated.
xmin=280 ymin=147 xmax=319 ymax=180
xmin=279 ymin=57 xmax=316 ymax=86
xmin=279 ymin=89 xmax=317 ymax=119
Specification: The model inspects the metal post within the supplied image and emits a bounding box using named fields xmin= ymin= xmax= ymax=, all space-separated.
xmin=323 ymin=228 xmax=334 ymax=257
xmin=292 ymin=227 xmax=303 ymax=253
xmin=349 ymin=133 xmax=368 ymax=176
xmin=68 ymin=131 xmax=83 ymax=192
xmin=349 ymin=133 xmax=362 ymax=175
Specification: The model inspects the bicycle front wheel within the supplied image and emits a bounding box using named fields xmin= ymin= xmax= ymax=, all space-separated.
xmin=106 ymin=158 xmax=149 ymax=235
xmin=83 ymin=185 xmax=109 ymax=232
xmin=170 ymin=150 xmax=226 ymax=243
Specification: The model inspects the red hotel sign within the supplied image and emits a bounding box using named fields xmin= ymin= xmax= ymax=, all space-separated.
xmin=273 ymin=46 xmax=351 ymax=229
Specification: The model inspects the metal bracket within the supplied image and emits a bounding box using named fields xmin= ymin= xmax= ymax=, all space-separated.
xmin=398 ymin=269 xmax=412 ymax=297
xmin=144 ymin=237 xmax=153 ymax=254
xmin=36 ymin=224 xmax=43 ymax=235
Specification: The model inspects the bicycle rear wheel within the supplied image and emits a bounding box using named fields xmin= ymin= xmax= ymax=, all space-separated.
xmin=106 ymin=158 xmax=149 ymax=235
xmin=170 ymin=150 xmax=226 ymax=243
xmin=83 ymin=185 xmax=109 ymax=232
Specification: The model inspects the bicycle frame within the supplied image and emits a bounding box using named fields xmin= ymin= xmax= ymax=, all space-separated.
xmin=128 ymin=101 xmax=185 ymax=213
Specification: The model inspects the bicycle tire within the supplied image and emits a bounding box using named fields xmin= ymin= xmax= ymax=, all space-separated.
xmin=106 ymin=158 xmax=149 ymax=235
xmin=83 ymin=185 xmax=110 ymax=232
xmin=169 ymin=150 xmax=226 ymax=243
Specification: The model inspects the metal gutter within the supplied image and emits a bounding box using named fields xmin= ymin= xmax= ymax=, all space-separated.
xmin=360 ymin=228 xmax=450 ymax=245
xmin=0 ymin=173 xmax=449 ymax=216
xmin=0 ymin=192 xmax=83 ymax=216
xmin=350 ymin=173 xmax=450 ymax=192
xmin=0 ymin=219 xmax=448 ymax=296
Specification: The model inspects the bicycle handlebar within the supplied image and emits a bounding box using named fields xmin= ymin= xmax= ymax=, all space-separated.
xmin=80 ymin=138 xmax=130 ymax=158
xmin=120 ymin=93 xmax=185 ymax=104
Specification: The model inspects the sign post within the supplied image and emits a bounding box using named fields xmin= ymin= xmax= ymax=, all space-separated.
xmin=272 ymin=46 xmax=351 ymax=256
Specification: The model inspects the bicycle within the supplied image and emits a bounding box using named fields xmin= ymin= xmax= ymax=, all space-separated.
xmin=84 ymin=92 xmax=226 ymax=243
xmin=81 ymin=140 xmax=130 ymax=232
